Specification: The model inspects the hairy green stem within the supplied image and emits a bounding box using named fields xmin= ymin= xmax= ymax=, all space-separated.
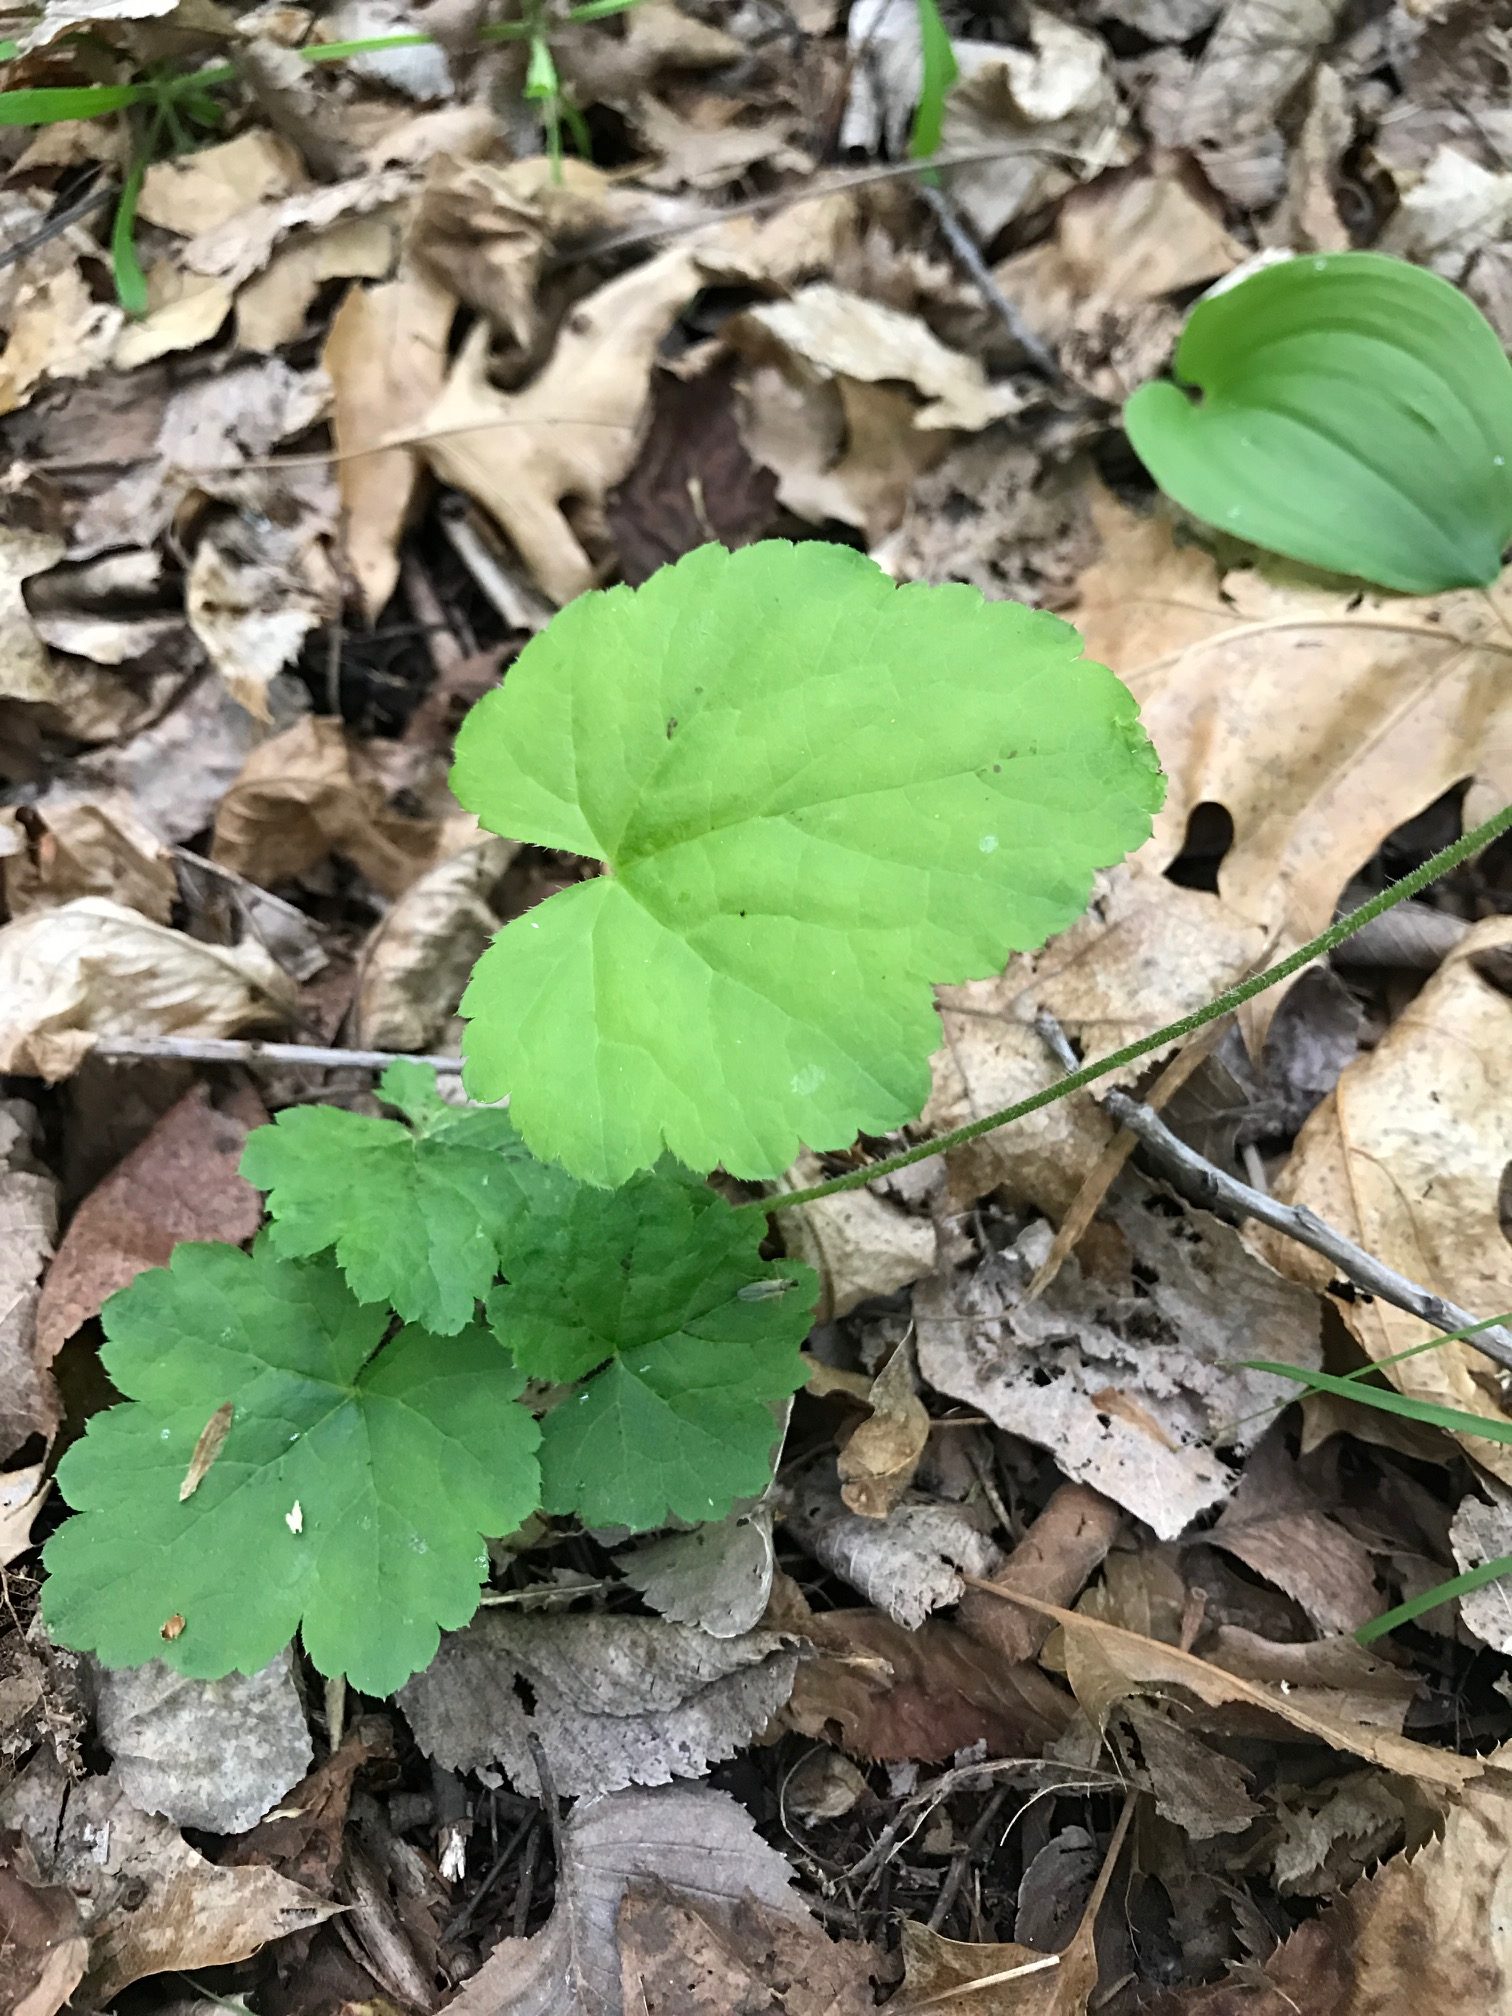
xmin=757 ymin=801 xmax=1512 ymax=1216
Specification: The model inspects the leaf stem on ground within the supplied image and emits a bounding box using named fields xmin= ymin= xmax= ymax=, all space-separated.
xmin=758 ymin=800 xmax=1512 ymax=1215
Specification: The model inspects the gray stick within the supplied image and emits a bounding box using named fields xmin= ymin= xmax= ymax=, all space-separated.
xmin=86 ymin=1035 xmax=465 ymax=1075
xmin=1035 ymin=1012 xmax=1512 ymax=1374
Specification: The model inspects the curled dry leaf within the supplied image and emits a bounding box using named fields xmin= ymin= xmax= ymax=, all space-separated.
xmin=399 ymin=1612 xmax=797 ymax=1798
xmin=1257 ymin=921 xmax=1512 ymax=1478
xmin=782 ymin=1459 xmax=1002 ymax=1629
xmin=836 ymin=1340 xmax=931 ymax=1518
xmin=355 ymin=833 xmax=517 ymax=1052
xmin=1178 ymin=0 xmax=1348 ymax=207
xmin=777 ymin=1150 xmax=936 ymax=1321
xmin=137 ymin=131 xmax=307 ymax=237
xmin=93 ymin=1652 xmax=313 ymax=1837
xmin=36 ymin=1082 xmax=265 ymax=1372
xmin=323 ymin=266 xmax=455 ymax=620
xmin=0 ymin=1750 xmax=337 ymax=2006
xmin=0 ymin=528 xmax=66 ymax=705
xmin=212 ymin=715 xmax=442 ymax=897
xmin=0 ymin=1462 xmax=50 ymax=1570
xmin=916 ymin=1182 xmax=1321 ymax=1540
xmin=187 ymin=480 xmax=341 ymax=722
xmin=445 ymin=1784 xmax=805 ymax=2016
xmin=236 ymin=213 xmax=398 ymax=354
xmin=0 ymin=797 xmax=175 ymax=922
xmin=617 ymin=1508 xmax=776 ymax=1640
xmin=0 ymin=897 xmax=294 ymax=1081
xmin=0 ymin=1839 xmax=87 ymax=2016
xmin=411 ymin=248 xmax=701 ymax=605
xmin=1450 ymin=1489 xmax=1512 ymax=1654
xmin=0 ymin=1101 xmax=60 ymax=1464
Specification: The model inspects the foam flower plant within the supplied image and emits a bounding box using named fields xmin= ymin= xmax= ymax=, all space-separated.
xmin=43 ymin=542 xmax=1162 ymax=1693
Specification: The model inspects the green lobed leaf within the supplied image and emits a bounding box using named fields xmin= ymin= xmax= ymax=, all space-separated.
xmin=42 ymin=1244 xmax=540 ymax=1694
xmin=1124 ymin=251 xmax=1512 ymax=594
xmin=241 ymin=1064 xmax=565 ymax=1334
xmin=487 ymin=1166 xmax=816 ymax=1529
xmin=452 ymin=540 xmax=1163 ymax=1186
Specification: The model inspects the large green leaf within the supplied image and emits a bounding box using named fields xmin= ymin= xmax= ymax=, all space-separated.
xmin=487 ymin=1166 xmax=815 ymax=1529
xmin=242 ymin=1062 xmax=563 ymax=1334
xmin=43 ymin=1245 xmax=541 ymax=1694
xmin=452 ymin=540 xmax=1162 ymax=1185
xmin=1124 ymin=252 xmax=1512 ymax=593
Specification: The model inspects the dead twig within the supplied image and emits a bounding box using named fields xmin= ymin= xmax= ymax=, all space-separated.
xmin=917 ymin=183 xmax=1061 ymax=381
xmin=85 ymin=1034 xmax=466 ymax=1074
xmin=1035 ymin=1011 xmax=1512 ymax=1373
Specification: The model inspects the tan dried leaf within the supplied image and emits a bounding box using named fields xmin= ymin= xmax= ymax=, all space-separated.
xmin=0 ymin=1101 xmax=60 ymax=1464
xmin=137 ymin=131 xmax=307 ymax=235
xmin=322 ymin=266 xmax=455 ymax=619
xmin=0 ymin=265 xmax=122 ymax=417
xmin=0 ymin=798 xmax=176 ymax=922
xmin=1257 ymin=922 xmax=1512 ymax=1478
xmin=0 ymin=1751 xmax=336 ymax=2004
xmin=838 ymin=1341 xmax=931 ymax=1518
xmin=236 ymin=214 xmax=396 ymax=354
xmin=411 ymin=247 xmax=700 ymax=604
xmin=0 ymin=1842 xmax=87 ymax=2016
xmin=0 ymin=897 xmax=293 ymax=1081
xmin=0 ymin=528 xmax=66 ymax=703
xmin=1450 ymin=1489 xmax=1512 ymax=1655
xmin=0 ymin=1462 xmax=49 ymax=1570
xmin=617 ymin=1881 xmax=877 ymax=2014
xmin=355 ymin=833 xmax=514 ymax=1049
xmin=212 ymin=715 xmax=441 ymax=897
xmin=778 ymin=1150 xmax=935 ymax=1321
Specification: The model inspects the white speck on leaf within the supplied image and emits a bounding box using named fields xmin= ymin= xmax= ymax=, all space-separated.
xmin=286 ymin=1502 xmax=303 ymax=1534
xmin=978 ymin=834 xmax=998 ymax=854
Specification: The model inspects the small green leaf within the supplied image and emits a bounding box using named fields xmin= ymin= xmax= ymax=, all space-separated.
xmin=43 ymin=1245 xmax=540 ymax=1694
xmin=1124 ymin=252 xmax=1512 ymax=594
xmin=488 ymin=1167 xmax=815 ymax=1529
xmin=241 ymin=1069 xmax=560 ymax=1334
xmin=453 ymin=540 xmax=1162 ymax=1186
xmin=910 ymin=0 xmax=958 ymax=161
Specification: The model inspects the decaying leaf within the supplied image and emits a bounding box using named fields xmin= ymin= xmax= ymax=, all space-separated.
xmin=93 ymin=1652 xmax=312 ymax=1836
xmin=211 ymin=715 xmax=441 ymax=897
xmin=1450 ymin=1489 xmax=1512 ymax=1654
xmin=1119 ymin=1700 xmax=1262 ymax=1841
xmin=412 ymin=249 xmax=701 ymax=604
xmin=1257 ymin=922 xmax=1512 ymax=1477
xmin=616 ymin=1880 xmax=878 ymax=2015
xmin=399 ymin=1612 xmax=797 ymax=1797
xmin=0 ymin=798 xmax=176 ymax=922
xmin=778 ymin=1150 xmax=936 ymax=1322
xmin=0 ymin=898 xmax=294 ymax=1081
xmin=783 ymin=1459 xmax=1003 ymax=1629
xmin=35 ymin=1084 xmax=265 ymax=1365
xmin=618 ymin=1508 xmax=776 ymax=1640
xmin=836 ymin=1339 xmax=932 ymax=1518
xmin=916 ymin=1181 xmax=1321 ymax=1539
xmin=0 ymin=1750 xmax=336 ymax=2005
xmin=444 ymin=1784 xmax=804 ymax=2016
xmin=187 ymin=481 xmax=341 ymax=721
xmin=0 ymin=1461 xmax=49 ymax=1570
xmin=0 ymin=1838 xmax=87 ymax=2016
xmin=322 ymin=265 xmax=455 ymax=620
xmin=0 ymin=1101 xmax=60 ymax=1464
xmin=0 ymin=528 xmax=66 ymax=705
xmin=354 ymin=833 xmax=516 ymax=1052
xmin=1207 ymin=1434 xmax=1379 ymax=1635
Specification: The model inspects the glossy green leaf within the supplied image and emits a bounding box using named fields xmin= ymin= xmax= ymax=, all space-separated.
xmin=452 ymin=540 xmax=1162 ymax=1186
xmin=43 ymin=1245 xmax=541 ymax=1694
xmin=487 ymin=1166 xmax=815 ymax=1529
xmin=1124 ymin=252 xmax=1512 ymax=593
xmin=242 ymin=1063 xmax=563 ymax=1334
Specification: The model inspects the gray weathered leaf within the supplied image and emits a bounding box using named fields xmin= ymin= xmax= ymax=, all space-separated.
xmin=616 ymin=1509 xmax=775 ymax=1640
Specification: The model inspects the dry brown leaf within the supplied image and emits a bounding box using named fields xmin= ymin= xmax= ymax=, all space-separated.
xmin=1257 ymin=921 xmax=1512 ymax=1477
xmin=0 ymin=1841 xmax=87 ymax=2016
xmin=783 ymin=1458 xmax=1003 ymax=1629
xmin=1178 ymin=0 xmax=1348 ymax=206
xmin=0 ymin=528 xmax=66 ymax=703
xmin=837 ymin=1341 xmax=932 ymax=1518
xmin=0 ymin=1461 xmax=49 ymax=1569
xmin=733 ymin=282 xmax=1024 ymax=433
xmin=618 ymin=1510 xmax=775 ymax=1641
xmin=988 ymin=1587 xmax=1480 ymax=1790
xmin=35 ymin=1083 xmax=265 ymax=1364
xmin=445 ymin=1785 xmax=806 ymax=2016
xmin=138 ymin=131 xmax=307 ymax=235
xmin=176 ymin=169 xmax=411 ymax=296
xmin=1449 ymin=1489 xmax=1512 ymax=1654
xmin=353 ymin=831 xmax=512 ymax=1050
xmin=1208 ymin=1435 xmax=1379 ymax=1636
xmin=0 ymin=1750 xmax=336 ymax=2006
xmin=212 ymin=715 xmax=440 ymax=897
xmin=922 ymin=857 xmax=1266 ymax=1217
xmin=0 ymin=1101 xmax=60 ymax=1465
xmin=322 ymin=266 xmax=455 ymax=620
xmin=65 ymin=672 xmax=265 ymax=846
xmin=737 ymin=363 xmax=943 ymax=541
xmin=916 ymin=1181 xmax=1320 ymax=1539
xmin=411 ymin=247 xmax=701 ymax=604
xmin=0 ymin=797 xmax=176 ymax=921
xmin=187 ymin=483 xmax=341 ymax=720
xmin=617 ymin=1881 xmax=877 ymax=2015
xmin=1204 ymin=1626 xmax=1419 ymax=1736
xmin=236 ymin=214 xmax=397 ymax=353
xmin=1068 ymin=494 xmax=1512 ymax=966
xmin=0 ymin=264 xmax=122 ymax=416
xmin=1148 ymin=1755 xmax=1512 ymax=2012
xmin=779 ymin=1150 xmax=936 ymax=1321
xmin=1120 ymin=1700 xmax=1262 ymax=1840
xmin=0 ymin=897 xmax=294 ymax=1080
xmin=399 ymin=1611 xmax=797 ymax=1798
xmin=16 ymin=0 xmax=179 ymax=53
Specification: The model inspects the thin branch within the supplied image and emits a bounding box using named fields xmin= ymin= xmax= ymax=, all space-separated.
xmin=756 ymin=803 xmax=1512 ymax=1215
xmin=917 ymin=182 xmax=1061 ymax=381
xmin=87 ymin=1035 xmax=465 ymax=1074
xmin=1033 ymin=1012 xmax=1512 ymax=1374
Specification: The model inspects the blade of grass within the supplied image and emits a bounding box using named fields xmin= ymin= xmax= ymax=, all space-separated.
xmin=909 ymin=0 xmax=958 ymax=162
xmin=1357 ymin=1554 xmax=1512 ymax=1644
xmin=0 ymin=81 xmax=149 ymax=124
xmin=1248 ymin=1362 xmax=1512 ymax=1446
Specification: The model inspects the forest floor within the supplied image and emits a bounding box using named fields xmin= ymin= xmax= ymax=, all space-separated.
xmin=3 ymin=0 xmax=1512 ymax=2010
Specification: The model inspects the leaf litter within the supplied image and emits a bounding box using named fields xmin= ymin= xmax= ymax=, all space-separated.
xmin=5 ymin=0 xmax=1512 ymax=2006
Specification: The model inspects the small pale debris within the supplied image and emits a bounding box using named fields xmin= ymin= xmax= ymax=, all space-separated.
xmin=285 ymin=1501 xmax=303 ymax=1535
xmin=179 ymin=1402 xmax=233 ymax=1502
